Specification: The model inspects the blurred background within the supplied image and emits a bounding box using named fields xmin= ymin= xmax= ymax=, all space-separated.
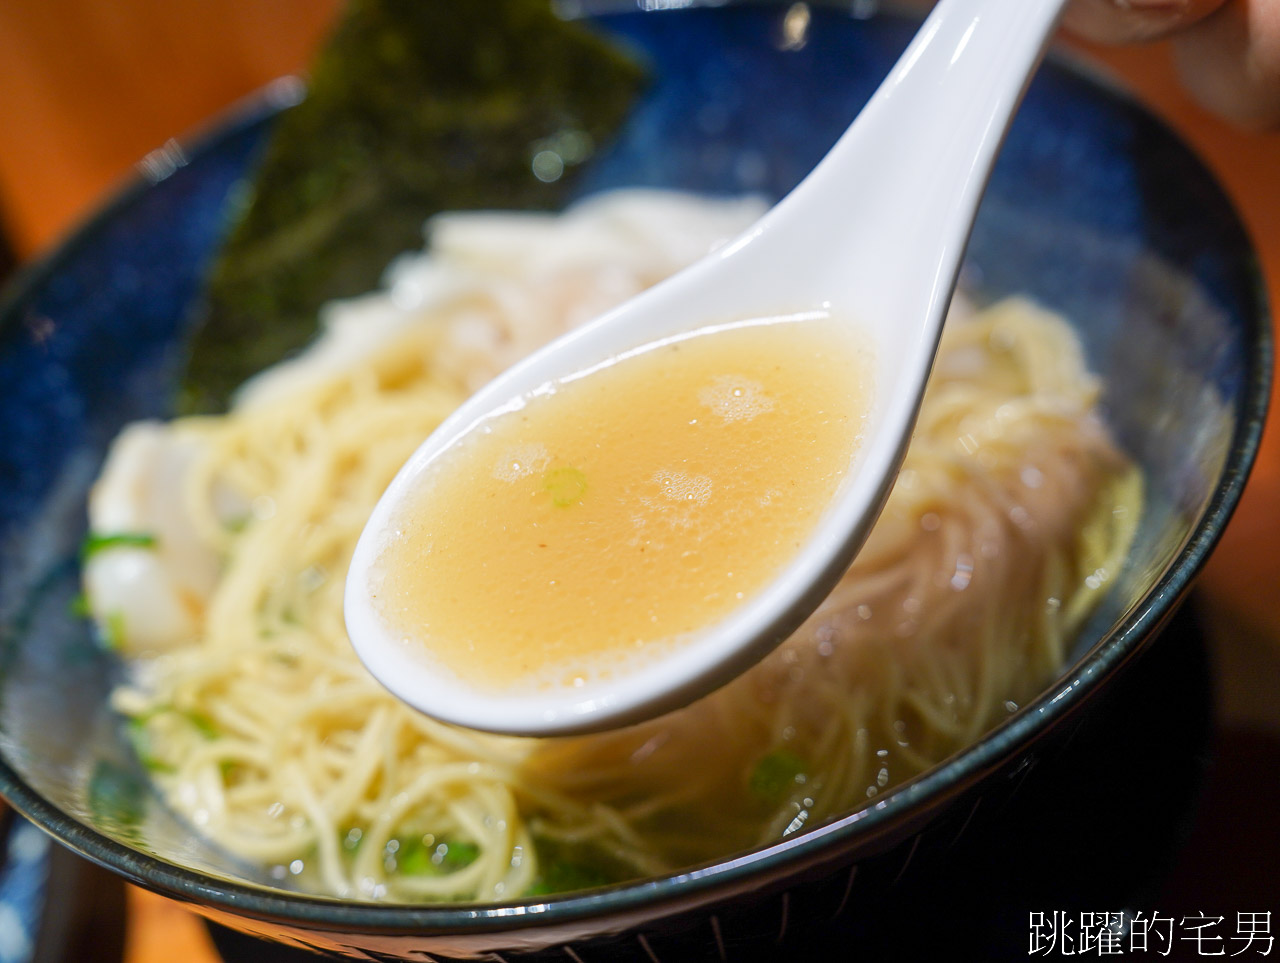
xmin=0 ymin=1 xmax=1276 ymax=960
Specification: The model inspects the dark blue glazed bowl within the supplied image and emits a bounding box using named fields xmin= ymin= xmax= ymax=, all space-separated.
xmin=0 ymin=4 xmax=1269 ymax=959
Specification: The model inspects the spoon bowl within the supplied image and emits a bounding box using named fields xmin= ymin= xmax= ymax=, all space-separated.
xmin=344 ymin=0 xmax=1070 ymax=735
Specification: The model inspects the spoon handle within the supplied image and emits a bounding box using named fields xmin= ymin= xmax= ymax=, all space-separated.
xmin=765 ymin=0 xmax=1070 ymax=328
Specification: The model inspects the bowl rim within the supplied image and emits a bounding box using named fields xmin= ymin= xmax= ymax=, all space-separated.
xmin=0 ymin=1 xmax=1271 ymax=936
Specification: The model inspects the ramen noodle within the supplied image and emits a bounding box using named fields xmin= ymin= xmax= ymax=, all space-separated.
xmin=84 ymin=190 xmax=1140 ymax=901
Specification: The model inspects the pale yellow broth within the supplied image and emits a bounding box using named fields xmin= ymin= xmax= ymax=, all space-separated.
xmin=372 ymin=316 xmax=872 ymax=690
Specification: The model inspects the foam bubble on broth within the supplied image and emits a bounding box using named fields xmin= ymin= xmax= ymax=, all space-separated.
xmin=698 ymin=375 xmax=776 ymax=423
xmin=370 ymin=315 xmax=873 ymax=692
xmin=491 ymin=442 xmax=550 ymax=482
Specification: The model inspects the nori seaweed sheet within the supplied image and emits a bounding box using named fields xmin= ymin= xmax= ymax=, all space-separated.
xmin=182 ymin=0 xmax=645 ymax=413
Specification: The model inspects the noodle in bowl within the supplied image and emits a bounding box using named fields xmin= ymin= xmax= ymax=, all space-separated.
xmin=86 ymin=190 xmax=1141 ymax=902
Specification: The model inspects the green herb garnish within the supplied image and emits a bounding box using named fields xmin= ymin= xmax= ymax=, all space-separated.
xmin=544 ymin=467 xmax=587 ymax=507
xmin=102 ymin=611 xmax=128 ymax=651
xmin=526 ymin=855 xmax=616 ymax=897
xmin=748 ymin=748 xmax=808 ymax=804
xmin=394 ymin=836 xmax=480 ymax=876
xmin=525 ymin=838 xmax=626 ymax=896
xmin=126 ymin=718 xmax=176 ymax=775
xmin=87 ymin=760 xmax=148 ymax=841
xmin=123 ymin=705 xmax=222 ymax=773
xmin=68 ymin=592 xmax=92 ymax=619
xmin=223 ymin=515 xmax=251 ymax=534
xmin=80 ymin=532 xmax=157 ymax=561
xmin=184 ymin=710 xmax=220 ymax=740
xmin=438 ymin=840 xmax=480 ymax=870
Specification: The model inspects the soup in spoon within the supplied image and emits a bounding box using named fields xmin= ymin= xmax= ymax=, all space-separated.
xmin=367 ymin=314 xmax=871 ymax=691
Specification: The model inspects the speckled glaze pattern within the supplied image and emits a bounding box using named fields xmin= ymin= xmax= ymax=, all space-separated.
xmin=0 ymin=5 xmax=1268 ymax=960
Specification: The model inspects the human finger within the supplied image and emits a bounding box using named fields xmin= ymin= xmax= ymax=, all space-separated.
xmin=1171 ymin=0 xmax=1280 ymax=128
xmin=1062 ymin=0 xmax=1228 ymax=43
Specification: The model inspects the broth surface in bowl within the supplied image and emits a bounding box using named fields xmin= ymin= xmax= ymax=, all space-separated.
xmin=371 ymin=315 xmax=870 ymax=691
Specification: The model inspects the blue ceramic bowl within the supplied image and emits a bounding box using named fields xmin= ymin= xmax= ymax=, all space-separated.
xmin=0 ymin=4 xmax=1269 ymax=959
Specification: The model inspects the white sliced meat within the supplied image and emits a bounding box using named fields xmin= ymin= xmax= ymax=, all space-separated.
xmin=84 ymin=422 xmax=222 ymax=654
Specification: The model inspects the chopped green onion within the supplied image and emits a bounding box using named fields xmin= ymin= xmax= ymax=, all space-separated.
xmin=87 ymin=760 xmax=148 ymax=841
xmin=544 ymin=467 xmax=587 ymax=508
xmin=393 ymin=836 xmax=479 ymax=876
xmin=68 ymin=592 xmax=92 ymax=619
xmin=80 ymin=531 xmax=157 ymax=561
xmin=525 ymin=839 xmax=623 ymax=896
xmin=102 ymin=611 xmax=127 ymax=651
xmin=130 ymin=704 xmax=173 ymax=725
xmin=125 ymin=719 xmax=175 ymax=775
xmin=439 ymin=840 xmax=479 ymax=870
xmin=526 ymin=857 xmax=616 ymax=896
xmin=748 ymin=748 xmax=808 ymax=804
xmin=395 ymin=838 xmax=433 ymax=875
xmin=185 ymin=710 xmax=219 ymax=740
xmin=130 ymin=705 xmax=219 ymax=739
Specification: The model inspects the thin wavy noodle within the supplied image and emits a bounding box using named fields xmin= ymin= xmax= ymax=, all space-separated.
xmin=96 ymin=193 xmax=1140 ymax=902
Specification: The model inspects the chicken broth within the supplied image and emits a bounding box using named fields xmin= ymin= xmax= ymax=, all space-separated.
xmin=371 ymin=316 xmax=871 ymax=690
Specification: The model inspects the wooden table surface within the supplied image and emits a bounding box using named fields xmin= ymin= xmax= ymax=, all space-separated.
xmin=0 ymin=5 xmax=1276 ymax=961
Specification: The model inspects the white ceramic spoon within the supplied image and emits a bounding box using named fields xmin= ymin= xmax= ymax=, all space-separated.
xmin=345 ymin=0 xmax=1070 ymax=736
